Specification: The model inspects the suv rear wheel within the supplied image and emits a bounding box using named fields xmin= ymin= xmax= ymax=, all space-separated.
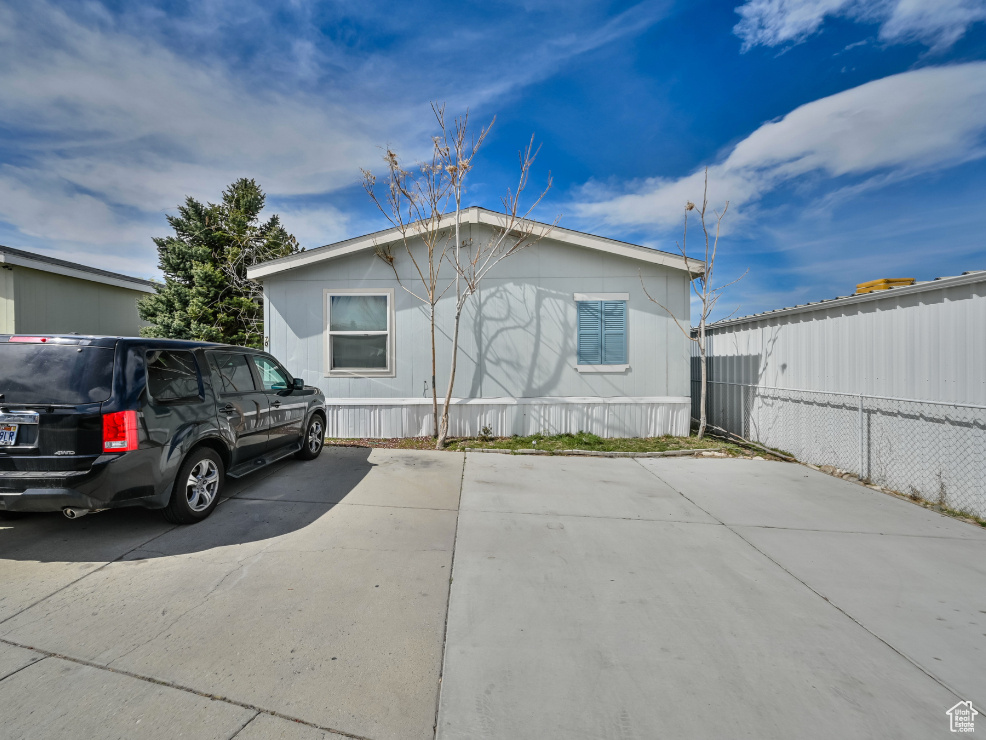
xmin=296 ymin=415 xmax=325 ymax=460
xmin=164 ymin=448 xmax=224 ymax=524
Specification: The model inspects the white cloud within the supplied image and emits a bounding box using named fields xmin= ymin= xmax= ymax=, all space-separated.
xmin=879 ymin=0 xmax=986 ymax=48
xmin=425 ymin=0 xmax=672 ymax=113
xmin=735 ymin=0 xmax=852 ymax=50
xmin=0 ymin=166 xmax=166 ymax=276
xmin=734 ymin=0 xmax=986 ymax=51
xmin=573 ymin=62 xmax=986 ymax=231
xmin=0 ymin=2 xmax=426 ymax=272
xmin=0 ymin=3 xmax=412 ymax=206
xmin=272 ymin=203 xmax=354 ymax=249
xmin=0 ymin=167 xmax=145 ymax=246
xmin=0 ymin=0 xmax=667 ymax=273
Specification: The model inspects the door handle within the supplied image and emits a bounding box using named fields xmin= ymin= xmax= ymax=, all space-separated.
xmin=221 ymin=404 xmax=236 ymax=413
xmin=271 ymin=400 xmax=281 ymax=408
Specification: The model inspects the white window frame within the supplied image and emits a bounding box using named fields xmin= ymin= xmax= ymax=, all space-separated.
xmin=324 ymin=288 xmax=396 ymax=378
xmin=573 ymin=292 xmax=629 ymax=302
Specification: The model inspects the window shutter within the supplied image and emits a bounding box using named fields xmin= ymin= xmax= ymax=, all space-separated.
xmin=577 ymin=301 xmax=602 ymax=365
xmin=601 ymin=301 xmax=627 ymax=364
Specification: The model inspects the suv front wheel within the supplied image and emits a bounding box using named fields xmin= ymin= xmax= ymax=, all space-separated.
xmin=164 ymin=448 xmax=225 ymax=524
xmin=296 ymin=415 xmax=325 ymax=460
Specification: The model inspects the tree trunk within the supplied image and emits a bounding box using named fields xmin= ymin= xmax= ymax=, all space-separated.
xmin=438 ymin=194 xmax=463 ymax=449
xmin=436 ymin=302 xmax=464 ymax=449
xmin=430 ymin=303 xmax=438 ymax=438
xmin=697 ymin=323 xmax=707 ymax=440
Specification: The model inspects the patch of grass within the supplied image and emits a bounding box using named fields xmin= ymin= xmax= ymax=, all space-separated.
xmin=326 ymin=436 xmax=442 ymax=450
xmin=447 ymin=431 xmax=751 ymax=455
xmin=326 ymin=432 xmax=766 ymax=457
xmin=939 ymin=506 xmax=986 ymax=528
xmin=851 ymin=481 xmax=986 ymax=529
xmin=904 ymin=495 xmax=986 ymax=528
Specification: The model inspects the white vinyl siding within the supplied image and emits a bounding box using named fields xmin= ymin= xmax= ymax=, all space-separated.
xmin=263 ymin=224 xmax=694 ymax=437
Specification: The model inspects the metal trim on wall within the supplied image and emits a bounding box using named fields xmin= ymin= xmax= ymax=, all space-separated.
xmin=321 ymin=397 xmax=691 ymax=439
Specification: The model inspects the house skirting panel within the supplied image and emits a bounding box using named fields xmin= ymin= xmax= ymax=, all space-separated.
xmin=322 ymin=397 xmax=691 ymax=439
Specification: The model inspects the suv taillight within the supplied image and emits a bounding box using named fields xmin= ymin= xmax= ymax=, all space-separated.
xmin=103 ymin=410 xmax=138 ymax=452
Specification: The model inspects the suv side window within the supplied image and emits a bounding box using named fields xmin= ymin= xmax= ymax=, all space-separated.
xmin=146 ymin=350 xmax=201 ymax=402
xmin=210 ymin=353 xmax=257 ymax=394
xmin=251 ymin=355 xmax=291 ymax=391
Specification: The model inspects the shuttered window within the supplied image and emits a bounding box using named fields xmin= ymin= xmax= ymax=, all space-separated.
xmin=577 ymin=301 xmax=627 ymax=365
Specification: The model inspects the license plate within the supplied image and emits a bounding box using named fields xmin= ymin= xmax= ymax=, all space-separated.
xmin=0 ymin=425 xmax=17 ymax=446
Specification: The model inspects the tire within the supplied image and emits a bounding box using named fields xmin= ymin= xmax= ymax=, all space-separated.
xmin=164 ymin=447 xmax=225 ymax=524
xmin=295 ymin=414 xmax=325 ymax=460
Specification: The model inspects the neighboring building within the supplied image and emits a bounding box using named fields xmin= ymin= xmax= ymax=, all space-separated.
xmin=0 ymin=245 xmax=155 ymax=336
xmin=694 ymin=270 xmax=986 ymax=517
xmin=695 ymin=270 xmax=986 ymax=403
xmin=248 ymin=207 xmax=703 ymax=438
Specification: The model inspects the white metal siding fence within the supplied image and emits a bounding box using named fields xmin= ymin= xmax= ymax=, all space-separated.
xmin=692 ymin=272 xmax=986 ymax=517
xmin=696 ymin=273 xmax=986 ymax=404
xmin=695 ymin=380 xmax=986 ymax=517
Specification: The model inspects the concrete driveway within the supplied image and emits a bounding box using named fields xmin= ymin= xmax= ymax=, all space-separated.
xmin=2 ymin=451 xmax=985 ymax=739
xmin=0 ymin=447 xmax=463 ymax=740
xmin=437 ymin=455 xmax=986 ymax=740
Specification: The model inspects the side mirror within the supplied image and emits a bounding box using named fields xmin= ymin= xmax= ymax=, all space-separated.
xmin=292 ymin=377 xmax=305 ymax=390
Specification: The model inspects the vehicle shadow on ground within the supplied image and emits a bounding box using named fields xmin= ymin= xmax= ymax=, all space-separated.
xmin=0 ymin=447 xmax=375 ymax=563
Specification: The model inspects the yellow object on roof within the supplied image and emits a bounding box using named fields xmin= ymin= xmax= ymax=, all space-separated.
xmin=855 ymin=278 xmax=916 ymax=294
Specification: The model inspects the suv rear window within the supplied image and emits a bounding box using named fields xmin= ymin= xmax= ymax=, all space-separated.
xmin=0 ymin=344 xmax=114 ymax=405
xmin=146 ymin=350 xmax=201 ymax=402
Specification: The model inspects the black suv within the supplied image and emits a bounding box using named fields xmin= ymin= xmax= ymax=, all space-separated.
xmin=0 ymin=335 xmax=326 ymax=523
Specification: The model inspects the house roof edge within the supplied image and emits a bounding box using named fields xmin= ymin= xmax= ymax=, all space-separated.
xmin=0 ymin=245 xmax=156 ymax=293
xmin=700 ymin=270 xmax=986 ymax=332
xmin=247 ymin=207 xmax=703 ymax=279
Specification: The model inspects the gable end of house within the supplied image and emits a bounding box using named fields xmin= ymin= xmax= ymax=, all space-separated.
xmin=246 ymin=207 xmax=704 ymax=280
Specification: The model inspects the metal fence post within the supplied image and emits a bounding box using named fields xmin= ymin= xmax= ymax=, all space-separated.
xmin=858 ymin=394 xmax=864 ymax=479
xmin=740 ymin=384 xmax=745 ymax=438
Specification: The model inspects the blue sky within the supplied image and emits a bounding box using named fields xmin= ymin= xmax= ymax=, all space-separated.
xmin=1 ymin=0 xmax=984 ymax=320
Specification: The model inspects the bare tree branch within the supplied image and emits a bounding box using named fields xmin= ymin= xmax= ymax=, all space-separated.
xmin=361 ymin=122 xmax=458 ymax=436
xmin=639 ymin=270 xmax=697 ymax=343
xmin=433 ymin=114 xmax=554 ymax=447
xmin=638 ymin=168 xmax=744 ymax=440
xmin=713 ymin=267 xmax=749 ymax=293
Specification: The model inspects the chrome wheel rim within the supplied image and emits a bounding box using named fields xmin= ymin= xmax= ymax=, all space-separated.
xmin=308 ymin=420 xmax=324 ymax=453
xmin=185 ymin=459 xmax=220 ymax=512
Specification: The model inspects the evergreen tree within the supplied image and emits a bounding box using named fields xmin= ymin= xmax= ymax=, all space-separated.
xmin=139 ymin=179 xmax=299 ymax=348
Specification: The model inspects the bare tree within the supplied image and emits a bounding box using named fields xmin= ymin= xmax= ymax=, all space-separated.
xmin=640 ymin=169 xmax=745 ymax=440
xmin=361 ymin=106 xmax=458 ymax=436
xmin=434 ymin=114 xmax=554 ymax=448
xmin=216 ymin=228 xmax=300 ymax=349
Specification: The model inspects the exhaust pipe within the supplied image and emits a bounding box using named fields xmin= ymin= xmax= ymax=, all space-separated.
xmin=63 ymin=507 xmax=90 ymax=519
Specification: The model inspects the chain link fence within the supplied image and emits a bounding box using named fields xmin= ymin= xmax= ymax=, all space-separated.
xmin=693 ymin=380 xmax=986 ymax=518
